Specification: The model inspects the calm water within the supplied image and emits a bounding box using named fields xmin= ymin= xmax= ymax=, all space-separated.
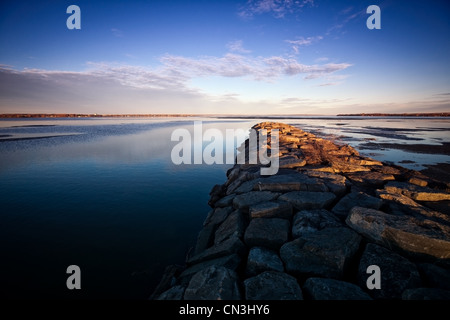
xmin=0 ymin=117 xmax=449 ymax=299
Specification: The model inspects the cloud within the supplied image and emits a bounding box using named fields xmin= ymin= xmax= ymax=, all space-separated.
xmin=326 ymin=7 xmax=366 ymax=36
xmin=227 ymin=40 xmax=251 ymax=54
xmin=285 ymin=36 xmax=323 ymax=53
xmin=238 ymin=0 xmax=314 ymax=19
xmin=111 ymin=28 xmax=124 ymax=37
xmin=160 ymin=53 xmax=351 ymax=81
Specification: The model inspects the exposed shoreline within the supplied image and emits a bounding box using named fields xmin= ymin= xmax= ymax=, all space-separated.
xmin=152 ymin=121 xmax=450 ymax=300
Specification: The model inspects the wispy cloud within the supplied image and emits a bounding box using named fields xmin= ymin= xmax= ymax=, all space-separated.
xmin=285 ymin=36 xmax=323 ymax=53
xmin=160 ymin=53 xmax=351 ymax=81
xmin=227 ymin=40 xmax=251 ymax=54
xmin=238 ymin=0 xmax=314 ymax=19
xmin=326 ymin=7 xmax=366 ymax=36
xmin=111 ymin=28 xmax=124 ymax=38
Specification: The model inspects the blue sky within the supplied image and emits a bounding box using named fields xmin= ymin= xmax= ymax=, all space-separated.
xmin=0 ymin=0 xmax=449 ymax=114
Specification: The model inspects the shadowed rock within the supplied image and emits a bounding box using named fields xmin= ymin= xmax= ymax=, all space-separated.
xmin=246 ymin=246 xmax=284 ymax=276
xmin=358 ymin=243 xmax=421 ymax=299
xmin=384 ymin=181 xmax=450 ymax=201
xmin=292 ymin=209 xmax=342 ymax=238
xmin=279 ymin=191 xmax=336 ymax=210
xmin=233 ymin=191 xmax=281 ymax=209
xmin=402 ymin=288 xmax=450 ymax=300
xmin=280 ymin=227 xmax=361 ymax=279
xmin=244 ymin=271 xmax=303 ymax=300
xmin=214 ymin=210 xmax=245 ymax=244
xmin=332 ymin=192 xmax=383 ymax=218
xmin=249 ymin=201 xmax=293 ymax=219
xmin=244 ymin=218 xmax=290 ymax=250
xmin=303 ymin=278 xmax=372 ymax=300
xmin=346 ymin=207 xmax=450 ymax=261
xmin=184 ymin=266 xmax=241 ymax=300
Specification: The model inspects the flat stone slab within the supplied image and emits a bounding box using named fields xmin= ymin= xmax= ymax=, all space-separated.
xmin=249 ymin=201 xmax=293 ymax=219
xmin=214 ymin=210 xmax=245 ymax=244
xmin=244 ymin=218 xmax=290 ymax=250
xmin=244 ymin=271 xmax=303 ymax=300
xmin=246 ymin=246 xmax=284 ymax=276
xmin=332 ymin=192 xmax=383 ymax=218
xmin=280 ymin=227 xmax=361 ymax=279
xmin=233 ymin=191 xmax=281 ymax=209
xmin=279 ymin=191 xmax=336 ymax=210
xmin=184 ymin=266 xmax=241 ymax=300
xmin=303 ymin=278 xmax=372 ymax=300
xmin=292 ymin=209 xmax=342 ymax=239
xmin=346 ymin=206 xmax=450 ymax=260
xmin=358 ymin=243 xmax=421 ymax=299
xmin=384 ymin=181 xmax=450 ymax=201
xmin=346 ymin=171 xmax=395 ymax=187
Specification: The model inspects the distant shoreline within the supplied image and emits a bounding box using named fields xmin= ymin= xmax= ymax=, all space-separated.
xmin=0 ymin=112 xmax=449 ymax=119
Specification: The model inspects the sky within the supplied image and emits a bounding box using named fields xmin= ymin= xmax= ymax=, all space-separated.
xmin=0 ymin=0 xmax=449 ymax=115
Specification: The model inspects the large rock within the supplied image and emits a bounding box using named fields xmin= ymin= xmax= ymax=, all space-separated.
xmin=188 ymin=236 xmax=246 ymax=265
xmin=402 ymin=288 xmax=450 ymax=300
xmin=305 ymin=171 xmax=348 ymax=196
xmin=279 ymin=191 xmax=336 ymax=210
xmin=384 ymin=181 xmax=450 ymax=201
xmin=251 ymin=173 xmax=328 ymax=192
xmin=244 ymin=271 xmax=303 ymax=300
xmin=358 ymin=243 xmax=421 ymax=299
xmin=214 ymin=210 xmax=245 ymax=244
xmin=246 ymin=246 xmax=284 ymax=276
xmin=291 ymin=209 xmax=342 ymax=239
xmin=249 ymin=201 xmax=293 ymax=219
xmin=346 ymin=207 xmax=450 ymax=261
xmin=244 ymin=218 xmax=290 ymax=250
xmin=233 ymin=191 xmax=280 ymax=209
xmin=332 ymin=192 xmax=383 ymax=218
xmin=180 ymin=254 xmax=241 ymax=280
xmin=203 ymin=206 xmax=233 ymax=227
xmin=303 ymin=278 xmax=372 ymax=300
xmin=280 ymin=227 xmax=361 ymax=279
xmin=418 ymin=263 xmax=450 ymax=290
xmin=377 ymin=190 xmax=450 ymax=226
xmin=346 ymin=171 xmax=395 ymax=187
xmin=184 ymin=266 xmax=241 ymax=300
xmin=214 ymin=194 xmax=236 ymax=208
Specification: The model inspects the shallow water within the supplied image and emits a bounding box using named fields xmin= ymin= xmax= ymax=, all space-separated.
xmin=0 ymin=116 xmax=449 ymax=298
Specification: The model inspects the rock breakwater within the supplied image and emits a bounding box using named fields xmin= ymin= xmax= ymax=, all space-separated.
xmin=153 ymin=122 xmax=450 ymax=300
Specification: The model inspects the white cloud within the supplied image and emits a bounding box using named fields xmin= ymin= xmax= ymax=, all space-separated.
xmin=238 ymin=0 xmax=314 ymax=19
xmin=227 ymin=40 xmax=251 ymax=54
xmin=285 ymin=36 xmax=323 ymax=53
xmin=160 ymin=53 xmax=351 ymax=81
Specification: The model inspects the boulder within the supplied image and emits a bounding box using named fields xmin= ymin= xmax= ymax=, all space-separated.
xmin=292 ymin=209 xmax=342 ymax=238
xmin=358 ymin=243 xmax=421 ymax=299
xmin=346 ymin=207 xmax=450 ymax=260
xmin=252 ymin=174 xmax=328 ymax=192
xmin=184 ymin=266 xmax=241 ymax=300
xmin=246 ymin=246 xmax=284 ymax=276
xmin=233 ymin=191 xmax=281 ymax=209
xmin=203 ymin=206 xmax=233 ymax=227
xmin=244 ymin=218 xmax=290 ymax=250
xmin=214 ymin=194 xmax=236 ymax=208
xmin=214 ymin=210 xmax=245 ymax=244
xmin=188 ymin=236 xmax=246 ymax=265
xmin=244 ymin=271 xmax=303 ymax=300
xmin=418 ymin=263 xmax=450 ymax=290
xmin=180 ymin=254 xmax=241 ymax=280
xmin=279 ymin=191 xmax=336 ymax=210
xmin=249 ymin=201 xmax=293 ymax=219
xmin=303 ymin=278 xmax=372 ymax=300
xmin=305 ymin=171 xmax=348 ymax=196
xmin=402 ymin=288 xmax=450 ymax=300
xmin=346 ymin=171 xmax=395 ymax=187
xmin=332 ymin=192 xmax=383 ymax=218
xmin=384 ymin=181 xmax=450 ymax=201
xmin=280 ymin=227 xmax=361 ymax=279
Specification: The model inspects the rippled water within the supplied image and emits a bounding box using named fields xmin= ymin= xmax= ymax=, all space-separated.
xmin=0 ymin=117 xmax=449 ymax=299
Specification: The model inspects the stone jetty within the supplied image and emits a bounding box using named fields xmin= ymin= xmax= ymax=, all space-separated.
xmin=152 ymin=122 xmax=450 ymax=300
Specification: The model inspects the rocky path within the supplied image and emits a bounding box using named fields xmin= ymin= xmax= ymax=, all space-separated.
xmin=153 ymin=122 xmax=450 ymax=300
